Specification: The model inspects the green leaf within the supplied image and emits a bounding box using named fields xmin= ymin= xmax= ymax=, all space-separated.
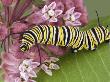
xmin=37 ymin=16 xmax=110 ymax=82
xmin=32 ymin=0 xmax=45 ymax=7
xmin=0 ymin=69 xmax=3 ymax=82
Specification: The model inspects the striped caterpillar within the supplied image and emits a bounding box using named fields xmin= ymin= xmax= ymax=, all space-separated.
xmin=20 ymin=24 xmax=110 ymax=52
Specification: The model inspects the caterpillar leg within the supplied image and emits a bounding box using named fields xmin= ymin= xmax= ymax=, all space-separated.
xmin=84 ymin=43 xmax=97 ymax=51
xmin=91 ymin=44 xmax=97 ymax=51
xmin=71 ymin=48 xmax=78 ymax=53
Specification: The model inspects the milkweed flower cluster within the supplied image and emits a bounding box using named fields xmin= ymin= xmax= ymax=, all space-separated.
xmin=63 ymin=7 xmax=82 ymax=26
xmin=42 ymin=2 xmax=82 ymax=26
xmin=41 ymin=57 xmax=60 ymax=76
xmin=42 ymin=2 xmax=63 ymax=22
xmin=0 ymin=0 xmax=88 ymax=82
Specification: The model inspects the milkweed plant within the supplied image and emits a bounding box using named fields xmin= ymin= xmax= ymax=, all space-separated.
xmin=0 ymin=0 xmax=88 ymax=82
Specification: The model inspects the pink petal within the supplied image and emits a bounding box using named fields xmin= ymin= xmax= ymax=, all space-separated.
xmin=50 ymin=57 xmax=59 ymax=62
xmin=2 ymin=52 xmax=19 ymax=66
xmin=73 ymin=20 xmax=82 ymax=26
xmin=2 ymin=63 xmax=19 ymax=73
xmin=41 ymin=64 xmax=48 ymax=71
xmin=55 ymin=10 xmax=63 ymax=17
xmin=31 ymin=62 xmax=40 ymax=68
xmin=42 ymin=5 xmax=48 ymax=13
xmin=49 ymin=17 xmax=57 ymax=22
xmin=41 ymin=64 xmax=52 ymax=76
xmin=15 ymin=77 xmax=21 ymax=82
xmin=42 ymin=13 xmax=50 ymax=20
xmin=66 ymin=7 xmax=75 ymax=14
xmin=29 ymin=70 xmax=37 ymax=77
xmin=65 ymin=20 xmax=81 ymax=26
xmin=20 ymin=72 xmax=29 ymax=81
xmin=18 ymin=64 xmax=24 ymax=72
xmin=74 ymin=12 xmax=81 ymax=19
xmin=63 ymin=13 xmax=70 ymax=20
xmin=65 ymin=21 xmax=74 ymax=26
xmin=48 ymin=2 xmax=56 ymax=9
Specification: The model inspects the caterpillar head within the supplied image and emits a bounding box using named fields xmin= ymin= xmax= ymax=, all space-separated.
xmin=20 ymin=43 xmax=29 ymax=52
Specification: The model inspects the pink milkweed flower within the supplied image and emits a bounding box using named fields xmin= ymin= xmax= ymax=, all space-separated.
xmin=63 ymin=7 xmax=82 ymax=26
xmin=1 ymin=0 xmax=13 ymax=6
xmin=41 ymin=57 xmax=60 ymax=76
xmin=42 ymin=2 xmax=63 ymax=22
xmin=46 ymin=0 xmax=88 ymax=26
xmin=1 ymin=52 xmax=22 ymax=81
xmin=19 ymin=59 xmax=40 ymax=82
xmin=0 ymin=24 xmax=8 ymax=41
xmin=1 ymin=50 xmax=40 ymax=82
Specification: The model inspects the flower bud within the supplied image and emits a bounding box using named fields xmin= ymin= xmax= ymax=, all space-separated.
xmin=1 ymin=0 xmax=13 ymax=6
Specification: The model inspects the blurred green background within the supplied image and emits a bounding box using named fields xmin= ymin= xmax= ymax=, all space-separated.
xmin=84 ymin=0 xmax=110 ymax=20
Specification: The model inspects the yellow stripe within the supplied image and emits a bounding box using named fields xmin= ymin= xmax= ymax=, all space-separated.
xmin=84 ymin=32 xmax=89 ymax=50
xmin=68 ymin=27 xmax=76 ymax=46
xmin=89 ymin=29 xmax=98 ymax=45
xmin=58 ymin=26 xmax=65 ymax=46
xmin=47 ymin=25 xmax=54 ymax=45
xmin=98 ymin=27 xmax=104 ymax=43
xmin=23 ymin=34 xmax=34 ymax=42
xmin=87 ymin=30 xmax=95 ymax=50
xmin=95 ymin=27 xmax=101 ymax=42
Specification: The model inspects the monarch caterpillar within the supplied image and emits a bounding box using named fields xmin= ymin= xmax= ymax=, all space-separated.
xmin=20 ymin=23 xmax=110 ymax=52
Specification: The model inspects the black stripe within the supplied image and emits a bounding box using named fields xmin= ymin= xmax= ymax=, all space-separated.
xmin=62 ymin=26 xmax=66 ymax=45
xmin=38 ymin=25 xmax=44 ymax=43
xmin=52 ymin=26 xmax=54 ymax=44
xmin=86 ymin=31 xmax=91 ymax=50
xmin=34 ymin=26 xmax=41 ymax=34
xmin=23 ymin=44 xmax=29 ymax=51
xmin=100 ymin=26 xmax=106 ymax=40
xmin=32 ymin=27 xmax=40 ymax=36
xmin=65 ymin=26 xmax=70 ymax=46
xmin=54 ymin=26 xmax=59 ymax=46
xmin=91 ymin=28 xmax=100 ymax=44
xmin=45 ymin=26 xmax=50 ymax=44
xmin=97 ymin=27 xmax=102 ymax=42
xmin=72 ymin=29 xmax=79 ymax=45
